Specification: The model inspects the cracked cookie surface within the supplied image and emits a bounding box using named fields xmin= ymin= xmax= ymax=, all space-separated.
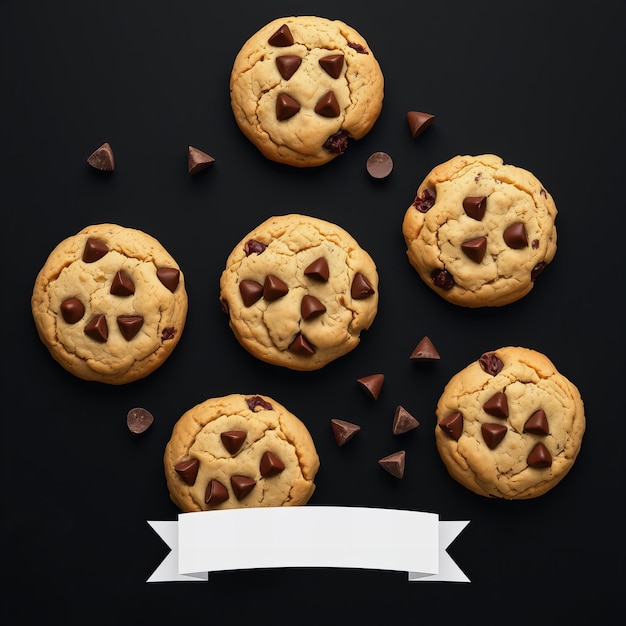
xmin=31 ymin=223 xmax=187 ymax=384
xmin=435 ymin=346 xmax=585 ymax=499
xmin=230 ymin=15 xmax=384 ymax=167
xmin=219 ymin=214 xmax=379 ymax=370
xmin=164 ymin=393 xmax=320 ymax=512
xmin=402 ymin=154 xmax=557 ymax=307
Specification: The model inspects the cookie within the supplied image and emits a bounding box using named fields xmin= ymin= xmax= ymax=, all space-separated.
xmin=31 ymin=223 xmax=188 ymax=384
xmin=219 ymin=214 xmax=379 ymax=370
xmin=402 ymin=154 xmax=557 ymax=307
xmin=230 ymin=15 xmax=384 ymax=167
xmin=435 ymin=346 xmax=585 ymax=499
xmin=164 ymin=393 xmax=320 ymax=512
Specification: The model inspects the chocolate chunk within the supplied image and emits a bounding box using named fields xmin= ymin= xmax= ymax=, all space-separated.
xmin=205 ymin=479 xmax=229 ymax=506
xmin=276 ymin=93 xmax=301 ymax=120
xmin=156 ymin=268 xmax=180 ymax=292
xmin=244 ymin=239 xmax=267 ymax=255
xmin=117 ymin=315 xmax=144 ymax=341
xmin=87 ymin=142 xmax=114 ymax=171
xmin=110 ymin=269 xmax=135 ymax=296
xmin=230 ymin=475 xmax=256 ymax=500
xmin=304 ymin=257 xmax=329 ymax=281
xmin=275 ymin=55 xmax=302 ymax=80
xmin=220 ymin=430 xmax=246 ymax=455
xmin=60 ymin=298 xmax=85 ymax=324
xmin=188 ymin=146 xmax=215 ymax=174
xmin=323 ymin=130 xmax=348 ymax=154
xmin=83 ymin=237 xmax=108 ymax=263
xmin=392 ymin=406 xmax=419 ymax=435
xmin=260 ymin=451 xmax=285 ymax=477
xmin=431 ymin=268 xmax=454 ymax=290
xmin=413 ymin=188 xmax=436 ymax=213
xmin=463 ymin=196 xmax=487 ymax=221
xmin=531 ymin=262 xmax=546 ymax=281
xmin=406 ymin=111 xmax=434 ymax=138
xmin=357 ymin=374 xmax=384 ymax=400
xmin=330 ymin=419 xmax=361 ymax=446
xmin=409 ymin=336 xmax=440 ymax=361
xmin=483 ymin=392 xmax=509 ymax=418
xmin=524 ymin=409 xmax=550 ymax=436
xmin=301 ymin=294 xmax=326 ymax=320
xmin=319 ymin=54 xmax=344 ymax=78
xmin=84 ymin=314 xmax=108 ymax=342
xmin=126 ymin=407 xmax=154 ymax=434
xmin=246 ymin=396 xmax=273 ymax=411
xmin=268 ymin=24 xmax=294 ymax=47
xmin=461 ymin=236 xmax=487 ymax=263
xmin=239 ymin=279 xmax=264 ymax=306
xmin=175 ymin=459 xmax=199 ymax=485
xmin=161 ymin=327 xmax=176 ymax=341
xmin=263 ymin=274 xmax=289 ymax=300
xmin=347 ymin=41 xmax=367 ymax=54
xmin=314 ymin=91 xmax=340 ymax=117
xmin=479 ymin=351 xmax=503 ymax=375
xmin=481 ymin=423 xmax=507 ymax=449
xmin=289 ymin=333 xmax=315 ymax=355
xmin=527 ymin=443 xmax=552 ymax=468
xmin=351 ymin=273 xmax=375 ymax=299
xmin=378 ymin=450 xmax=405 ymax=479
xmin=366 ymin=151 xmax=393 ymax=179
xmin=439 ymin=412 xmax=463 ymax=440
xmin=503 ymin=222 xmax=528 ymax=249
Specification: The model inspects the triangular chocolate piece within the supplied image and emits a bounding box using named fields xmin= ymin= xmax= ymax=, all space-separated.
xmin=230 ymin=475 xmax=256 ymax=500
xmin=483 ymin=392 xmax=509 ymax=418
xmin=304 ymin=257 xmax=329 ymax=281
xmin=276 ymin=93 xmax=300 ymax=120
xmin=220 ymin=430 xmax=246 ymax=455
xmin=87 ymin=142 xmax=114 ymax=171
xmin=527 ymin=443 xmax=552 ymax=468
xmin=481 ymin=423 xmax=508 ymax=449
xmin=392 ymin=406 xmax=419 ymax=435
xmin=117 ymin=315 xmax=144 ymax=341
xmin=301 ymin=294 xmax=326 ymax=320
xmin=524 ymin=409 xmax=550 ymax=436
xmin=409 ymin=336 xmax=440 ymax=361
xmin=188 ymin=145 xmax=215 ymax=174
xmin=260 ymin=451 xmax=285 ymax=477
xmin=407 ymin=111 xmax=434 ymax=138
xmin=156 ymin=268 xmax=180 ymax=292
xmin=205 ymin=479 xmax=229 ymax=506
xmin=288 ymin=333 xmax=315 ymax=355
xmin=263 ymin=274 xmax=289 ymax=300
xmin=83 ymin=237 xmax=108 ymax=263
xmin=330 ymin=419 xmax=361 ymax=446
xmin=357 ymin=374 xmax=384 ymax=400
xmin=268 ymin=24 xmax=294 ymax=47
xmin=378 ymin=450 xmax=405 ymax=479
xmin=314 ymin=90 xmax=340 ymax=117
xmin=319 ymin=54 xmax=344 ymax=78
xmin=351 ymin=272 xmax=375 ymax=299
xmin=503 ymin=222 xmax=528 ymax=249
xmin=439 ymin=412 xmax=463 ymax=441
xmin=110 ymin=269 xmax=135 ymax=296
xmin=275 ymin=55 xmax=301 ymax=80
xmin=84 ymin=314 xmax=108 ymax=342
xmin=174 ymin=458 xmax=199 ymax=485
xmin=239 ymin=279 xmax=263 ymax=306
xmin=463 ymin=196 xmax=487 ymax=221
xmin=461 ymin=236 xmax=487 ymax=263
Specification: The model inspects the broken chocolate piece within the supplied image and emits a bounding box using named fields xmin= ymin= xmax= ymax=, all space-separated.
xmin=406 ymin=111 xmax=434 ymax=138
xmin=126 ymin=407 xmax=154 ymax=434
xmin=301 ymin=294 xmax=326 ymax=320
xmin=87 ymin=142 xmax=114 ymax=171
xmin=323 ymin=130 xmax=348 ymax=154
xmin=503 ymin=222 xmax=528 ymax=249
xmin=230 ymin=475 xmax=256 ymax=500
xmin=268 ymin=24 xmax=293 ymax=47
xmin=366 ymin=151 xmax=393 ymax=179
xmin=117 ymin=315 xmax=144 ymax=341
xmin=83 ymin=237 xmax=108 ymax=263
xmin=84 ymin=314 xmax=108 ymax=342
xmin=357 ymin=374 xmax=384 ymax=400
xmin=527 ymin=443 xmax=552 ymax=468
xmin=289 ymin=333 xmax=315 ymax=355
xmin=409 ymin=336 xmax=440 ymax=361
xmin=175 ymin=459 xmax=199 ymax=485
xmin=110 ymin=270 xmax=135 ymax=296
xmin=481 ymin=423 xmax=507 ymax=449
xmin=304 ymin=257 xmax=329 ymax=281
xmin=483 ymin=392 xmax=509 ymax=418
xmin=463 ymin=196 xmax=487 ymax=220
xmin=276 ymin=55 xmax=302 ymax=80
xmin=461 ymin=236 xmax=487 ymax=263
xmin=276 ymin=93 xmax=301 ymax=120
xmin=413 ymin=188 xmax=436 ymax=212
xmin=244 ymin=239 xmax=266 ymax=255
xmin=392 ymin=406 xmax=419 ymax=435
xmin=239 ymin=279 xmax=264 ymax=306
xmin=60 ymin=298 xmax=85 ymax=324
xmin=479 ymin=351 xmax=504 ymax=375
xmin=314 ymin=91 xmax=340 ymax=117
xmin=260 ymin=451 xmax=285 ymax=477
xmin=351 ymin=273 xmax=375 ymax=299
xmin=378 ymin=450 xmax=405 ymax=479
xmin=319 ymin=54 xmax=344 ymax=78
xmin=156 ymin=268 xmax=180 ymax=292
xmin=263 ymin=274 xmax=289 ymax=300
xmin=439 ymin=412 xmax=463 ymax=440
xmin=330 ymin=419 xmax=361 ymax=446
xmin=531 ymin=262 xmax=546 ymax=281
xmin=524 ymin=409 xmax=550 ymax=436
xmin=246 ymin=396 xmax=273 ymax=411
xmin=221 ymin=430 xmax=246 ymax=455
xmin=431 ymin=268 xmax=454 ymax=290
xmin=205 ymin=479 xmax=229 ymax=506
xmin=188 ymin=146 xmax=215 ymax=174
xmin=347 ymin=41 xmax=367 ymax=54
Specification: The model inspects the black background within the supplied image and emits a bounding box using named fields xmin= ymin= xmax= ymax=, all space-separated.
xmin=2 ymin=1 xmax=624 ymax=624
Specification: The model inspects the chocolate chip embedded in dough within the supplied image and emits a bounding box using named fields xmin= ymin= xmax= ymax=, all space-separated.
xmin=268 ymin=23 xmax=294 ymax=47
xmin=392 ymin=406 xmax=419 ymax=435
xmin=239 ymin=279 xmax=264 ymax=306
xmin=479 ymin=351 xmax=504 ymax=376
xmin=366 ymin=151 xmax=394 ymax=179
xmin=162 ymin=327 xmax=176 ymax=341
xmin=461 ymin=236 xmax=487 ymax=263
xmin=378 ymin=450 xmax=406 ymax=479
xmin=483 ymin=392 xmax=509 ymax=418
xmin=230 ymin=475 xmax=256 ymax=500
xmin=156 ymin=268 xmax=180 ymax=292
xmin=60 ymin=298 xmax=85 ymax=324
xmin=83 ymin=237 xmax=108 ymax=263
xmin=357 ymin=373 xmax=384 ymax=400
xmin=110 ymin=270 xmax=135 ymax=296
xmin=126 ymin=407 xmax=154 ymax=434
xmin=220 ymin=430 xmax=246 ymax=455
xmin=246 ymin=396 xmax=273 ymax=411
xmin=330 ymin=418 xmax=361 ymax=446
xmin=409 ymin=336 xmax=440 ymax=361
xmin=260 ymin=451 xmax=285 ymax=477
xmin=205 ymin=479 xmax=229 ymax=506
xmin=319 ymin=53 xmax=344 ymax=78
xmin=276 ymin=93 xmax=301 ymax=120
xmin=188 ymin=146 xmax=215 ymax=174
xmin=531 ymin=262 xmax=546 ymax=281
xmin=524 ymin=409 xmax=550 ymax=436
xmin=84 ymin=314 xmax=108 ymax=342
xmin=431 ymin=268 xmax=454 ymax=290
xmin=301 ymin=294 xmax=326 ymax=320
xmin=304 ymin=257 xmax=329 ymax=281
xmin=244 ymin=239 xmax=267 ymax=255
xmin=503 ymin=222 xmax=528 ymax=249
xmin=314 ymin=91 xmax=340 ymax=117
xmin=175 ymin=459 xmax=199 ymax=485
xmin=351 ymin=272 xmax=375 ymax=299
xmin=117 ymin=315 xmax=144 ymax=341
xmin=289 ymin=333 xmax=315 ymax=355
xmin=527 ymin=443 xmax=552 ymax=468
xmin=323 ymin=130 xmax=348 ymax=154
xmin=87 ymin=142 xmax=115 ymax=171
xmin=463 ymin=196 xmax=487 ymax=221
xmin=275 ymin=55 xmax=302 ymax=80
xmin=481 ymin=423 xmax=507 ymax=449
xmin=413 ymin=188 xmax=436 ymax=213
xmin=263 ymin=274 xmax=289 ymax=300
xmin=439 ymin=412 xmax=463 ymax=440
xmin=347 ymin=41 xmax=367 ymax=54
xmin=406 ymin=111 xmax=434 ymax=138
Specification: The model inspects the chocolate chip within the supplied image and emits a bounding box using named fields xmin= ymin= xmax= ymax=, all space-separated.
xmin=230 ymin=475 xmax=256 ymax=500
xmin=83 ymin=237 xmax=108 ymax=263
xmin=175 ymin=459 xmax=199 ymax=485
xmin=406 ymin=111 xmax=434 ymax=138
xmin=87 ymin=142 xmax=114 ymax=171
xmin=409 ymin=336 xmax=440 ymax=361
xmin=84 ymin=314 xmax=108 ymax=342
xmin=220 ymin=430 xmax=246 ymax=455
xmin=366 ymin=151 xmax=393 ymax=179
xmin=413 ymin=188 xmax=436 ymax=212
xmin=531 ymin=262 xmax=546 ymax=281
xmin=357 ymin=374 xmax=384 ymax=400
xmin=60 ymin=298 xmax=85 ymax=324
xmin=392 ymin=406 xmax=419 ymax=435
xmin=126 ymin=407 xmax=154 ymax=434
xmin=503 ymin=222 xmax=528 ymax=249
xmin=260 ymin=451 xmax=285 ymax=477
xmin=431 ymin=268 xmax=454 ymax=290
xmin=378 ymin=450 xmax=405 ymax=479
xmin=439 ymin=412 xmax=463 ymax=440
xmin=481 ymin=423 xmax=507 ymax=449
xmin=205 ymin=479 xmax=229 ymax=506
xmin=323 ymin=130 xmax=349 ymax=154
xmin=156 ymin=268 xmax=180 ymax=292
xmin=275 ymin=55 xmax=302 ymax=80
xmin=461 ymin=236 xmax=487 ymax=263
xmin=463 ymin=196 xmax=487 ymax=221
xmin=110 ymin=269 xmax=135 ymax=296
xmin=524 ymin=409 xmax=550 ymax=435
xmin=188 ymin=146 xmax=215 ymax=174
xmin=527 ymin=443 xmax=552 ymax=468
xmin=117 ymin=315 xmax=144 ymax=341
xmin=347 ymin=41 xmax=367 ymax=54
xmin=276 ymin=93 xmax=301 ymax=120
xmin=263 ymin=274 xmax=289 ymax=300
xmin=319 ymin=54 xmax=344 ymax=78
xmin=330 ymin=419 xmax=361 ymax=446
xmin=246 ymin=396 xmax=273 ymax=411
xmin=161 ymin=327 xmax=176 ymax=341
xmin=351 ymin=272 xmax=375 ymax=299
xmin=479 ymin=351 xmax=504 ymax=376
xmin=289 ymin=333 xmax=315 ymax=355
xmin=301 ymin=294 xmax=326 ymax=320
xmin=483 ymin=392 xmax=509 ymax=418
xmin=239 ymin=279 xmax=263 ymax=306
xmin=244 ymin=239 xmax=267 ymax=255
xmin=304 ymin=257 xmax=329 ymax=281
xmin=268 ymin=24 xmax=294 ymax=47
xmin=315 ymin=91 xmax=340 ymax=117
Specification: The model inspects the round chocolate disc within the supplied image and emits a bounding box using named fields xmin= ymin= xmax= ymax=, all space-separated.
xmin=366 ymin=151 xmax=393 ymax=179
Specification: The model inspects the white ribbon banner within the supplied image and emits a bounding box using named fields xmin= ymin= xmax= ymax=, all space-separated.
xmin=147 ymin=506 xmax=469 ymax=583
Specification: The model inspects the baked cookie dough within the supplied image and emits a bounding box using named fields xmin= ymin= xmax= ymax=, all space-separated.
xmin=164 ymin=394 xmax=320 ymax=512
xmin=435 ymin=346 xmax=585 ymax=499
xmin=31 ymin=224 xmax=188 ymax=384
xmin=402 ymin=154 xmax=557 ymax=307
xmin=230 ymin=15 xmax=384 ymax=167
xmin=219 ymin=214 xmax=379 ymax=370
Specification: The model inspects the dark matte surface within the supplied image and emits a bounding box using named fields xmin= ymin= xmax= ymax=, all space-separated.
xmin=2 ymin=1 xmax=624 ymax=624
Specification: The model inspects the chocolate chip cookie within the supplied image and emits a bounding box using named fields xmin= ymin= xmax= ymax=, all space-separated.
xmin=230 ymin=15 xmax=384 ymax=167
xmin=435 ymin=346 xmax=585 ymax=499
xmin=31 ymin=223 xmax=188 ymax=384
xmin=219 ymin=214 xmax=379 ymax=370
xmin=164 ymin=394 xmax=320 ymax=512
xmin=402 ymin=154 xmax=558 ymax=307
